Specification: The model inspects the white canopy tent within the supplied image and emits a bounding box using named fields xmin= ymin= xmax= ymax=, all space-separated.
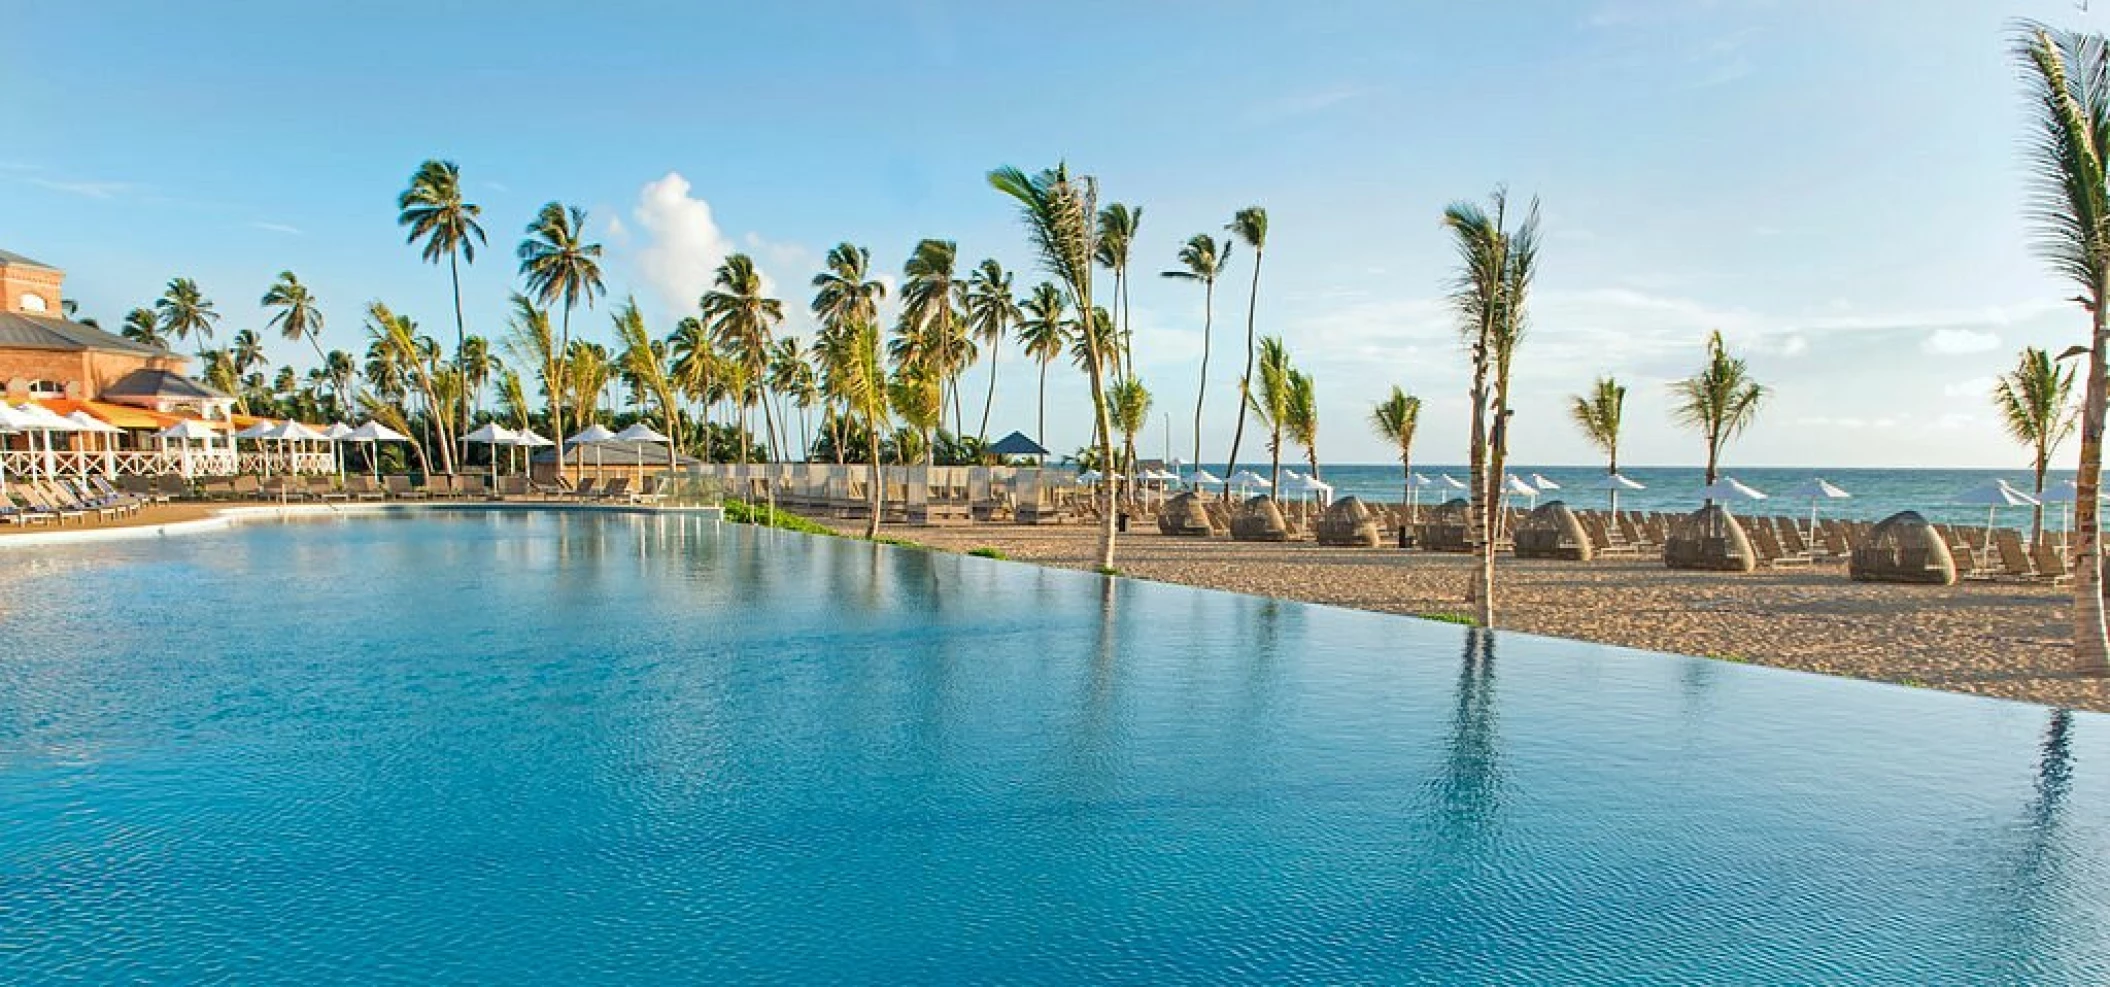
xmin=340 ymin=421 xmax=412 ymax=482
xmin=65 ymin=411 xmax=124 ymax=479
xmin=156 ymin=419 xmax=223 ymax=479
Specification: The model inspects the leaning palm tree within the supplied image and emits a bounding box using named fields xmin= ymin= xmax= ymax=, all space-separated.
xmin=963 ymin=258 xmax=1020 ymax=444
xmin=121 ymin=307 xmax=167 ymax=348
xmin=261 ymin=271 xmax=326 ymax=363
xmin=1443 ymin=189 xmax=1541 ymax=629
xmin=397 ymin=160 xmax=485 ymax=372
xmin=990 ymin=162 xmax=1118 ymax=570
xmin=1095 ymin=202 xmax=1143 ymax=376
xmin=517 ymin=202 xmax=605 ymax=444
xmin=324 ymin=349 xmax=357 ymax=413
xmin=1224 ymin=207 xmax=1268 ymax=491
xmin=613 ymin=298 xmax=682 ymax=452
xmin=1285 ymin=369 xmax=1319 ymax=480
xmin=2017 ymin=21 xmax=2110 ymax=674
xmin=701 ymin=254 xmax=787 ymax=463
xmin=1369 ymin=386 xmax=1423 ymax=516
xmin=366 ymin=301 xmax=457 ymax=473
xmin=1570 ymin=376 xmax=1627 ymax=474
xmin=1015 ymin=282 xmax=1069 ymax=450
xmin=1162 ymin=233 xmax=1230 ymax=473
xmin=500 ymin=294 xmax=561 ymax=439
xmin=669 ymin=315 xmax=721 ymax=462
xmin=1995 ymin=345 xmax=2079 ymax=546
xmin=1670 ymin=331 xmax=1765 ymax=488
xmin=888 ymin=364 xmax=944 ymax=466
xmin=1246 ymin=336 xmax=1295 ymax=489
xmin=155 ymin=277 xmax=218 ymax=350
xmin=824 ymin=318 xmax=890 ymax=536
xmin=898 ymin=239 xmax=971 ymax=433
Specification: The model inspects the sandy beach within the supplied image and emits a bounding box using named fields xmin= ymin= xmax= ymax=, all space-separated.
xmin=809 ymin=515 xmax=2106 ymax=713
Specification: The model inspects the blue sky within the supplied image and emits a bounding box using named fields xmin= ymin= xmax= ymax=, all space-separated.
xmin=4 ymin=0 xmax=2102 ymax=467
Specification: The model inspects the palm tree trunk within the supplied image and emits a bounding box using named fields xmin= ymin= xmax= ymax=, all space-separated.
xmin=2032 ymin=444 xmax=2048 ymax=548
xmin=1037 ymin=362 xmax=1049 ymax=451
xmin=2072 ymin=297 xmax=2110 ymax=675
xmin=758 ymin=377 xmax=781 ymax=465
xmin=1079 ymin=275 xmax=1117 ymax=572
xmin=1225 ymin=248 xmax=1263 ymax=497
xmin=978 ymin=346 xmax=999 ymax=446
xmin=553 ymin=305 xmax=571 ymax=479
xmin=865 ymin=413 xmax=883 ymax=539
xmin=1194 ymin=280 xmax=1213 ymax=473
xmin=1467 ymin=351 xmax=1494 ymax=628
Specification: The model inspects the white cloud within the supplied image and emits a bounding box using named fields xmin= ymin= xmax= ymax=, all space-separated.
xmin=1942 ymin=376 xmax=1995 ymax=399
xmin=631 ymin=171 xmax=736 ymax=316
xmin=1923 ymin=327 xmax=1999 ymax=356
xmin=250 ymin=221 xmax=302 ymax=236
xmin=27 ymin=176 xmax=133 ymax=199
xmin=1245 ymin=86 xmax=1366 ymax=125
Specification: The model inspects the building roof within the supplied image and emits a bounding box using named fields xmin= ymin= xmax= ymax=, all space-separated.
xmin=33 ymin=397 xmax=181 ymax=431
xmin=100 ymin=368 xmax=229 ymax=403
xmin=0 ymin=311 xmax=170 ymax=357
xmin=0 ymin=248 xmax=57 ymax=271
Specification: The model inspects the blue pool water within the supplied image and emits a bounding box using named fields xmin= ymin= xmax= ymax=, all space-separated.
xmin=1 ymin=511 xmax=2106 ymax=984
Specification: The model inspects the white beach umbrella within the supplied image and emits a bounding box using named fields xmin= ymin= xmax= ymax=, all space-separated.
xmin=1783 ymin=477 xmax=1852 ymax=540
xmin=507 ymin=428 xmax=554 ymax=481
xmin=1954 ymin=479 xmax=2040 ymax=551
xmin=65 ymin=411 xmax=123 ymax=479
xmin=1438 ymin=474 xmax=1467 ymax=491
xmin=323 ymin=421 xmax=356 ymax=480
xmin=235 ymin=420 xmax=279 ymax=477
xmin=2040 ymin=478 xmax=2082 ymax=537
xmin=1077 ymin=469 xmax=1104 ymax=485
xmin=464 ymin=422 xmax=517 ymax=485
xmin=1227 ymin=469 xmax=1271 ymax=497
xmin=1189 ymin=467 xmax=1224 ymax=488
xmin=1530 ymin=472 xmax=1561 ymax=492
xmin=13 ymin=403 xmax=82 ymax=481
xmin=157 ymin=419 xmax=221 ymax=479
xmin=1587 ymin=471 xmax=1647 ymax=513
xmin=567 ymin=423 xmax=618 ymax=482
xmin=1699 ymin=476 xmax=1768 ymax=504
xmin=612 ymin=422 xmax=674 ymax=486
xmin=343 ymin=421 xmax=411 ymax=481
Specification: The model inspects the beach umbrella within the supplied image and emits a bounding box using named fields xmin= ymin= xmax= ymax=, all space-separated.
xmin=157 ymin=418 xmax=222 ymax=479
xmin=507 ymin=427 xmax=554 ymax=481
xmin=1783 ymin=477 xmax=1852 ymax=541
xmin=2039 ymin=479 xmax=2083 ymax=537
xmin=566 ymin=423 xmax=617 ymax=482
xmin=13 ymin=403 xmax=82 ymax=482
xmin=1227 ymin=469 xmax=1271 ymax=497
xmin=343 ymin=421 xmax=411 ymax=481
xmin=1438 ymin=474 xmax=1467 ymax=491
xmin=464 ymin=422 xmax=517 ymax=485
xmin=1587 ymin=471 xmax=1647 ymax=513
xmin=261 ymin=419 xmax=327 ymax=491
xmin=1954 ymin=479 xmax=2039 ymax=553
xmin=612 ymin=422 xmax=673 ymax=487
xmin=0 ymin=412 xmax=16 ymax=493
xmin=1698 ymin=476 xmax=1768 ymax=504
xmin=65 ymin=411 xmax=123 ymax=479
xmin=323 ymin=422 xmax=355 ymax=480
xmin=235 ymin=420 xmax=278 ymax=477
xmin=1077 ymin=469 xmax=1104 ymax=485
xmin=1530 ymin=472 xmax=1561 ymax=492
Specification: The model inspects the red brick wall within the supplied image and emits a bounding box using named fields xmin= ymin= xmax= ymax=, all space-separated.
xmin=0 ymin=266 xmax=64 ymax=315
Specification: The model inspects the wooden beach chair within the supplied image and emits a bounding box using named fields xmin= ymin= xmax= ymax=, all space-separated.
xmin=383 ymin=475 xmax=424 ymax=499
xmin=1992 ymin=530 xmax=2038 ymax=580
xmin=2031 ymin=541 xmax=2074 ymax=586
xmin=597 ymin=477 xmax=631 ymax=501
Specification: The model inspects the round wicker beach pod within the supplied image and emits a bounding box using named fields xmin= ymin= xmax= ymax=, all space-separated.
xmin=1157 ymin=491 xmax=1217 ymax=537
xmin=1229 ymin=495 xmax=1291 ymax=542
xmin=1315 ymin=495 xmax=1382 ymax=547
xmin=1513 ymin=500 xmax=1594 ymax=561
xmin=1664 ymin=504 xmax=1757 ymax=572
xmin=1849 ymin=510 xmax=1957 ymax=585
xmin=1419 ymin=498 xmax=1474 ymax=553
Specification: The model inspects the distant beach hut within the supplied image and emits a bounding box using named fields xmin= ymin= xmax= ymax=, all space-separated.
xmin=1421 ymin=497 xmax=1473 ymax=553
xmin=987 ymin=431 xmax=1050 ymax=464
xmin=1229 ymin=494 xmax=1290 ymax=542
xmin=1513 ymin=500 xmax=1593 ymax=561
xmin=1157 ymin=491 xmax=1217 ymax=536
xmin=1664 ymin=503 xmax=1757 ymax=572
xmin=1849 ymin=511 xmax=1957 ymax=585
xmin=1588 ymin=471 xmax=1647 ymax=513
xmin=1315 ymin=495 xmax=1381 ymax=547
xmin=1953 ymin=479 xmax=2039 ymax=551
xmin=1782 ymin=477 xmax=1852 ymax=541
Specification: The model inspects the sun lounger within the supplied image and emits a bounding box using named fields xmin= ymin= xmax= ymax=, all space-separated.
xmin=0 ymin=489 xmax=55 ymax=525
xmin=496 ymin=475 xmax=530 ymax=499
xmin=17 ymin=484 xmax=84 ymax=524
xmin=345 ymin=476 xmax=385 ymax=500
xmin=309 ymin=476 xmax=346 ymax=501
xmin=1993 ymin=530 xmax=2039 ymax=580
xmin=458 ymin=474 xmax=492 ymax=499
xmin=2031 ymin=541 xmax=2074 ymax=586
xmin=597 ymin=477 xmax=631 ymax=501
xmin=383 ymin=475 xmax=424 ymax=499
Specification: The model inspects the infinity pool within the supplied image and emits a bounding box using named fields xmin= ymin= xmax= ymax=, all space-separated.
xmin=1 ymin=511 xmax=2105 ymax=983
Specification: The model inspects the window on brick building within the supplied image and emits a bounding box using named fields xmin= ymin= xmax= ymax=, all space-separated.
xmin=18 ymin=293 xmax=47 ymax=313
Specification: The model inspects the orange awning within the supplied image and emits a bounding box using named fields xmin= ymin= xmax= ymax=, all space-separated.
xmin=34 ymin=398 xmax=173 ymax=431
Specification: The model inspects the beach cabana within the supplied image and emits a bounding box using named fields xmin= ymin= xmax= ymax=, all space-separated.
xmin=1229 ymin=494 xmax=1290 ymax=542
xmin=1314 ymin=495 xmax=1381 ymax=547
xmin=1513 ymin=500 xmax=1593 ymax=561
xmin=1420 ymin=498 xmax=1473 ymax=552
xmin=1157 ymin=491 xmax=1217 ymax=536
xmin=987 ymin=431 xmax=1050 ymax=463
xmin=1849 ymin=511 xmax=1957 ymax=585
xmin=1664 ymin=503 xmax=1757 ymax=572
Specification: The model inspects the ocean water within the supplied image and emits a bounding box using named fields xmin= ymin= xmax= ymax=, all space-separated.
xmin=1 ymin=511 xmax=2106 ymax=984
xmin=1177 ymin=463 xmax=2079 ymax=529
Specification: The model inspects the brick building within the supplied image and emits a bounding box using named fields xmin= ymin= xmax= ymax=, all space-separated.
xmin=0 ymin=248 xmax=218 ymax=410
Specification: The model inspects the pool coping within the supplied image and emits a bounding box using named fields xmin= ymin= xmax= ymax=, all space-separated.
xmin=0 ymin=501 xmax=726 ymax=549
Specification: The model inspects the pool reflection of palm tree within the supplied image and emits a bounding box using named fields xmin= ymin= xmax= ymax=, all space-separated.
xmin=1429 ymin=627 xmax=1504 ymax=839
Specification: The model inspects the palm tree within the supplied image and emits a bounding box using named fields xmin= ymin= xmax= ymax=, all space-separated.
xmin=821 ymin=318 xmax=889 ymax=536
xmin=230 ymin=329 xmax=266 ymax=378
xmin=496 ymin=368 xmax=531 ymax=430
xmin=1245 ymin=336 xmax=1295 ymax=489
xmin=669 ymin=315 xmax=720 ymax=462
xmin=1162 ymin=233 xmax=1229 ymax=473
xmin=121 ymin=307 xmax=166 ymax=348
xmin=613 ymin=298 xmax=682 ymax=454
xmin=1995 ymin=346 xmax=2079 ymax=546
xmin=701 ymin=254 xmax=786 ymax=464
xmin=261 ymin=271 xmax=326 ymax=363
xmin=898 ymin=239 xmax=971 ymax=433
xmin=1096 ymin=202 xmax=1143 ymax=376
xmin=458 ymin=335 xmax=498 ymax=420
xmin=811 ymin=242 xmax=889 ymax=461
xmin=1015 ymin=282 xmax=1069 ymax=451
xmin=1369 ymin=386 xmax=1423 ymax=516
xmin=517 ymin=202 xmax=605 ymax=445
xmin=1570 ymin=376 xmax=1627 ymax=474
xmin=963 ymin=258 xmax=1020 ymax=444
xmin=367 ymin=301 xmax=457 ymax=473
xmin=993 ymin=163 xmax=1118 ymax=569
xmin=1285 ymin=368 xmax=1319 ymax=480
xmin=2017 ymin=22 xmax=2110 ymax=674
xmin=324 ymin=349 xmax=357 ymax=413
xmin=155 ymin=277 xmax=218 ymax=350
xmin=888 ymin=364 xmax=944 ymax=466
xmin=1224 ymin=207 xmax=1268 ymax=491
xmin=501 ymin=294 xmax=560 ymax=435
xmin=1443 ymin=190 xmax=1541 ymax=629
xmin=1671 ymin=331 xmax=1765 ymax=488
xmin=1108 ymin=375 xmax=1153 ymax=492
xmin=398 ymin=161 xmax=485 ymax=363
